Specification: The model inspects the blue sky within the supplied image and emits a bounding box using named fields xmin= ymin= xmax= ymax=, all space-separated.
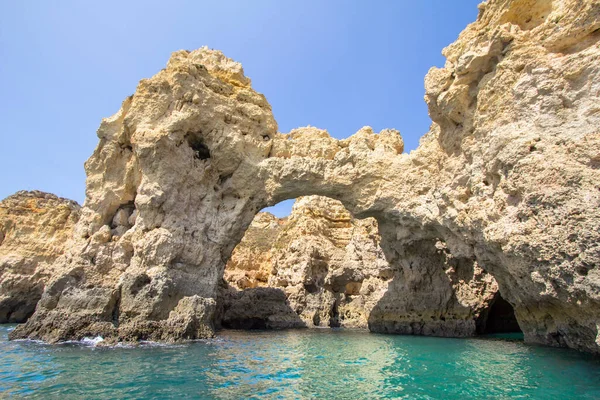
xmin=0 ymin=0 xmax=480 ymax=217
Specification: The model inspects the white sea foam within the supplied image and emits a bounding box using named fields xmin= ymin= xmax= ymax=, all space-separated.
xmin=138 ymin=340 xmax=186 ymax=348
xmin=58 ymin=336 xmax=105 ymax=347
xmin=113 ymin=342 xmax=136 ymax=349
xmin=11 ymin=335 xmax=216 ymax=349
xmin=81 ymin=336 xmax=104 ymax=346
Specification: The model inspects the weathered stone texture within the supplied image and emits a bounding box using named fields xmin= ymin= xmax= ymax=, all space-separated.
xmin=9 ymin=0 xmax=600 ymax=353
xmin=221 ymin=196 xmax=498 ymax=334
xmin=0 ymin=191 xmax=80 ymax=322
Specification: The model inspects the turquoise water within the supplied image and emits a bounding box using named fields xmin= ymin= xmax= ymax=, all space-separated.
xmin=1 ymin=325 xmax=599 ymax=399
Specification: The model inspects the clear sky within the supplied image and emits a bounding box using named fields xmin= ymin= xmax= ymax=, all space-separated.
xmin=0 ymin=0 xmax=481 ymax=217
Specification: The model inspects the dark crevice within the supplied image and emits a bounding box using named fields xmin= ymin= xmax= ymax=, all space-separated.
xmin=112 ymin=287 xmax=122 ymax=328
xmin=110 ymin=201 xmax=136 ymax=229
xmin=222 ymin=317 xmax=267 ymax=330
xmin=119 ymin=142 xmax=133 ymax=152
xmin=479 ymin=294 xmax=522 ymax=334
xmin=304 ymin=282 xmax=319 ymax=294
xmin=129 ymin=274 xmax=151 ymax=296
xmin=329 ymin=298 xmax=340 ymax=328
xmin=218 ymin=173 xmax=233 ymax=185
xmin=187 ymin=135 xmax=211 ymax=160
xmin=313 ymin=313 xmax=321 ymax=326
xmin=576 ymin=264 xmax=590 ymax=276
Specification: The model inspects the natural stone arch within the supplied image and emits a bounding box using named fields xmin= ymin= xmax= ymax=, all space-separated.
xmin=11 ymin=50 xmax=407 ymax=344
xmin=11 ymin=0 xmax=600 ymax=354
xmin=220 ymin=195 xmax=501 ymax=336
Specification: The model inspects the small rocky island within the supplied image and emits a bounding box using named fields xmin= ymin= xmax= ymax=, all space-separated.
xmin=1 ymin=0 xmax=599 ymax=354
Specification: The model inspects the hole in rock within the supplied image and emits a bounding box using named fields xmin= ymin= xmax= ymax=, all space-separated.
xmin=110 ymin=201 xmax=136 ymax=229
xmin=304 ymin=282 xmax=319 ymax=294
xmin=480 ymin=294 xmax=522 ymax=334
xmin=187 ymin=135 xmax=211 ymax=160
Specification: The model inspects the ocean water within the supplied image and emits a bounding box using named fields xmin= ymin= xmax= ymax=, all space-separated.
xmin=1 ymin=325 xmax=599 ymax=399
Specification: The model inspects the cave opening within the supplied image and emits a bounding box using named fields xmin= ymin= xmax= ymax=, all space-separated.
xmin=480 ymin=294 xmax=522 ymax=334
xmin=187 ymin=134 xmax=211 ymax=160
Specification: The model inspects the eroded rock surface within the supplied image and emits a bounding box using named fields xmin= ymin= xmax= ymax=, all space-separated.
xmin=0 ymin=191 xmax=80 ymax=322
xmin=220 ymin=196 xmax=391 ymax=330
xmin=10 ymin=0 xmax=600 ymax=353
xmin=220 ymin=196 xmax=498 ymax=334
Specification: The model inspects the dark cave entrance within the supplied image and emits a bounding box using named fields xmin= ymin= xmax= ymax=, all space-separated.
xmin=479 ymin=294 xmax=522 ymax=334
xmin=187 ymin=134 xmax=211 ymax=160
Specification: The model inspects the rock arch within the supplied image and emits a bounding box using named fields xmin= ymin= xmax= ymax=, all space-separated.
xmin=11 ymin=0 xmax=600 ymax=353
xmin=219 ymin=195 xmax=499 ymax=334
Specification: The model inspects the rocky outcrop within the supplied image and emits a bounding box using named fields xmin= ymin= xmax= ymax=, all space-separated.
xmin=0 ymin=191 xmax=80 ymax=322
xmin=10 ymin=0 xmax=600 ymax=353
xmin=413 ymin=0 xmax=600 ymax=351
xmin=220 ymin=196 xmax=498 ymax=334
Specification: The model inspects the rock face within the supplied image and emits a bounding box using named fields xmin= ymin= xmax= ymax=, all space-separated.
xmin=220 ymin=196 xmax=390 ymax=330
xmin=10 ymin=0 xmax=600 ymax=353
xmin=415 ymin=0 xmax=600 ymax=351
xmin=220 ymin=195 xmax=498 ymax=334
xmin=223 ymin=212 xmax=285 ymax=292
xmin=0 ymin=191 xmax=80 ymax=322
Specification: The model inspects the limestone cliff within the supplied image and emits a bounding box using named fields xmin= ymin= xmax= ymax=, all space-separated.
xmin=10 ymin=0 xmax=600 ymax=353
xmin=223 ymin=212 xmax=284 ymax=292
xmin=0 ymin=191 xmax=80 ymax=322
xmin=221 ymin=196 xmax=498 ymax=334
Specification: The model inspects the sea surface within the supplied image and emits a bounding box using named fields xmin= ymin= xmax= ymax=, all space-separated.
xmin=1 ymin=325 xmax=599 ymax=399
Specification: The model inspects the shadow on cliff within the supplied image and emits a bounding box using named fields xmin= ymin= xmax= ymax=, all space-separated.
xmin=0 ymin=286 xmax=43 ymax=323
xmin=216 ymin=285 xmax=307 ymax=330
xmin=366 ymin=233 xmax=521 ymax=337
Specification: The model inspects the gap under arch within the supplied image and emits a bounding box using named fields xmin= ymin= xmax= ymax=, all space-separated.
xmin=217 ymin=195 xmax=385 ymax=331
